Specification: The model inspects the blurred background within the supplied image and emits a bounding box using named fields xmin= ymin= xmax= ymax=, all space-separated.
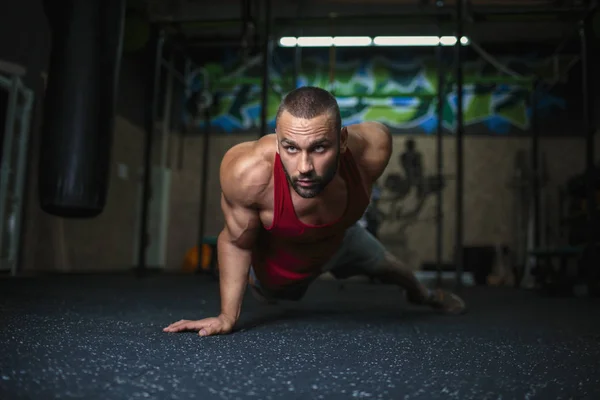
xmin=1 ymin=0 xmax=599 ymax=296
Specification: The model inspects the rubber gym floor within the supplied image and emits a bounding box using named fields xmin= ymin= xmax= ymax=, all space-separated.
xmin=1 ymin=273 xmax=599 ymax=400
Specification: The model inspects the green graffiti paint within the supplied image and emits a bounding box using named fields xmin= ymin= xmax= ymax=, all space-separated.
xmin=189 ymin=56 xmax=564 ymax=134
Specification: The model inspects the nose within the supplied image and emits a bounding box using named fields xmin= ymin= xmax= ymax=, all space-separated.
xmin=297 ymin=153 xmax=314 ymax=175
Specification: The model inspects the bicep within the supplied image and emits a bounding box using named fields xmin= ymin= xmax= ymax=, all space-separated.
xmin=218 ymin=143 xmax=270 ymax=249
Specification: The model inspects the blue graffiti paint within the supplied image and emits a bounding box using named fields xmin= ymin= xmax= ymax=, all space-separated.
xmin=206 ymin=116 xmax=239 ymax=133
xmin=537 ymin=95 xmax=566 ymax=111
xmin=485 ymin=116 xmax=512 ymax=134
xmin=420 ymin=116 xmax=439 ymax=134
xmin=245 ymin=105 xmax=261 ymax=123
xmin=342 ymin=115 xmax=366 ymax=126
xmin=391 ymin=97 xmax=419 ymax=107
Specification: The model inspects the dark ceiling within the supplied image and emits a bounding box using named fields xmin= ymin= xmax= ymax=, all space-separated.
xmin=132 ymin=0 xmax=596 ymax=50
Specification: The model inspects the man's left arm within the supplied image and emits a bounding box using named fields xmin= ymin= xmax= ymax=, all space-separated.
xmin=347 ymin=122 xmax=392 ymax=183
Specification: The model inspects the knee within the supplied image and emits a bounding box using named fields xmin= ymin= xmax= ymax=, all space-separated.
xmin=373 ymin=252 xmax=410 ymax=276
xmin=377 ymin=251 xmax=399 ymax=268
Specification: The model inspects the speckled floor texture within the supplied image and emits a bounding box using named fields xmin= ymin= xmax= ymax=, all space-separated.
xmin=1 ymin=274 xmax=599 ymax=400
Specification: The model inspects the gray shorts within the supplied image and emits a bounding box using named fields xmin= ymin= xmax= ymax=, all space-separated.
xmin=249 ymin=223 xmax=388 ymax=301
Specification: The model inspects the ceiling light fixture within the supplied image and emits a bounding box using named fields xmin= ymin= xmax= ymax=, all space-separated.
xmin=278 ymin=36 xmax=470 ymax=47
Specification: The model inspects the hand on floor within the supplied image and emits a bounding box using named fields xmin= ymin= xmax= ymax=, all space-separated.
xmin=163 ymin=314 xmax=235 ymax=336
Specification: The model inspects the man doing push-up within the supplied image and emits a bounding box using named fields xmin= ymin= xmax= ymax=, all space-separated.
xmin=164 ymin=86 xmax=466 ymax=337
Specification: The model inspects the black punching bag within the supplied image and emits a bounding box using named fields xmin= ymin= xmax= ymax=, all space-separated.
xmin=39 ymin=0 xmax=125 ymax=218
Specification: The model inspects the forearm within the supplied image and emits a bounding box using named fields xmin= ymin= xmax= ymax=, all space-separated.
xmin=216 ymin=230 xmax=253 ymax=324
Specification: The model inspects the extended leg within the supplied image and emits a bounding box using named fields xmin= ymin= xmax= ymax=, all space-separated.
xmin=326 ymin=224 xmax=466 ymax=315
xmin=375 ymin=251 xmax=431 ymax=301
xmin=374 ymin=251 xmax=467 ymax=315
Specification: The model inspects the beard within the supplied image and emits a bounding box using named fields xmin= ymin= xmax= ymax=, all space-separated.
xmin=281 ymin=152 xmax=339 ymax=199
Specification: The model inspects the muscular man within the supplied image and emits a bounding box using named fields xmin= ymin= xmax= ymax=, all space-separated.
xmin=164 ymin=87 xmax=466 ymax=337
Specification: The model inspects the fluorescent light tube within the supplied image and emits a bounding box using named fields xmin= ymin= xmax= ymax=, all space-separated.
xmin=332 ymin=36 xmax=373 ymax=46
xmin=279 ymin=37 xmax=297 ymax=47
xmin=440 ymin=36 xmax=470 ymax=46
xmin=296 ymin=36 xmax=334 ymax=47
xmin=373 ymin=36 xmax=440 ymax=46
xmin=278 ymin=36 xmax=470 ymax=47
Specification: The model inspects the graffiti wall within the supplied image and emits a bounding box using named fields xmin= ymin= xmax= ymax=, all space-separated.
xmin=184 ymin=48 xmax=579 ymax=135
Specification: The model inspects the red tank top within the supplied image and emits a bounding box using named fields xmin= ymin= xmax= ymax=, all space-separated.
xmin=251 ymin=149 xmax=370 ymax=289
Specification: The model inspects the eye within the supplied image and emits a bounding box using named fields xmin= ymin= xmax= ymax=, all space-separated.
xmin=313 ymin=145 xmax=326 ymax=153
xmin=285 ymin=146 xmax=298 ymax=154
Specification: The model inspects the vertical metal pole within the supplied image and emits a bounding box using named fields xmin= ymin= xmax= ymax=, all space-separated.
xmin=531 ymin=81 xmax=541 ymax=255
xmin=328 ymin=40 xmax=336 ymax=94
xmin=580 ymin=20 xmax=595 ymax=238
xmin=292 ymin=47 xmax=298 ymax=91
xmin=9 ymin=87 xmax=34 ymax=276
xmin=178 ymin=59 xmax=192 ymax=171
xmin=454 ymin=0 xmax=464 ymax=289
xmin=260 ymin=0 xmax=271 ymax=137
xmin=137 ymin=27 xmax=164 ymax=274
xmin=197 ymin=106 xmax=212 ymax=272
xmin=292 ymin=28 xmax=303 ymax=91
xmin=0 ymin=76 xmax=19 ymax=271
xmin=160 ymin=54 xmax=174 ymax=169
xmin=436 ymin=42 xmax=445 ymax=288
xmin=292 ymin=44 xmax=300 ymax=91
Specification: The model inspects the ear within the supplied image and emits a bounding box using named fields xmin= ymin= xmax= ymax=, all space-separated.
xmin=339 ymin=127 xmax=349 ymax=153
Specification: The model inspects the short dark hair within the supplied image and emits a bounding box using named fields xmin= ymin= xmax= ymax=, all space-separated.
xmin=275 ymin=86 xmax=341 ymax=133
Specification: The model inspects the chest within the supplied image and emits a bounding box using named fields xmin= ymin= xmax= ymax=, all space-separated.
xmin=259 ymin=181 xmax=372 ymax=233
xmin=259 ymin=183 xmax=349 ymax=228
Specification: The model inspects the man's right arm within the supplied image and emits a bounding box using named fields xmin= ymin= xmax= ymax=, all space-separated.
xmin=216 ymin=144 xmax=270 ymax=327
xmin=162 ymin=143 xmax=269 ymax=336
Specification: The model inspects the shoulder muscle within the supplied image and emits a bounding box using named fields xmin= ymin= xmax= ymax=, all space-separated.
xmin=219 ymin=141 xmax=272 ymax=248
xmin=220 ymin=141 xmax=271 ymax=206
xmin=348 ymin=122 xmax=392 ymax=182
